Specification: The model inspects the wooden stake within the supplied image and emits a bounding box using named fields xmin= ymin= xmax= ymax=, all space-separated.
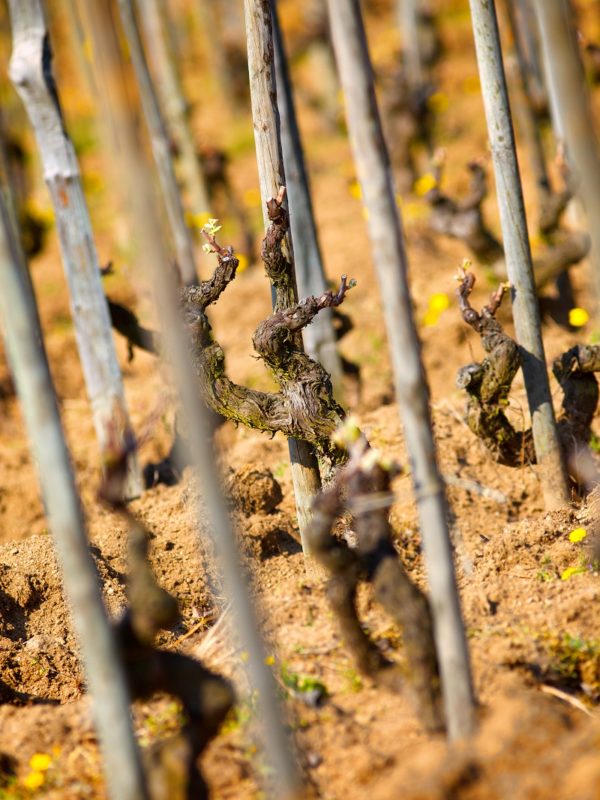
xmin=0 ymin=178 xmax=147 ymax=800
xmin=396 ymin=0 xmax=423 ymax=92
xmin=79 ymin=4 xmax=303 ymax=796
xmin=326 ymin=0 xmax=475 ymax=740
xmin=533 ymin=0 xmax=600 ymax=310
xmin=8 ymin=0 xmax=141 ymax=499
xmin=116 ymin=0 xmax=199 ymax=286
xmin=244 ymin=0 xmax=322 ymax=557
xmin=468 ymin=0 xmax=570 ymax=508
xmin=139 ymin=0 xmax=211 ymax=217
xmin=270 ymin=0 xmax=344 ymax=401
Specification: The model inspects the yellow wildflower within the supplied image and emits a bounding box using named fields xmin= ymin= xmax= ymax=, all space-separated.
xmin=569 ymin=528 xmax=588 ymax=543
xmin=29 ymin=753 xmax=52 ymax=772
xmin=349 ymin=180 xmax=362 ymax=200
xmin=429 ymin=293 xmax=450 ymax=313
xmin=569 ymin=307 xmax=590 ymax=327
xmin=185 ymin=211 xmax=212 ymax=230
xmin=414 ymin=173 xmax=438 ymax=197
xmin=264 ymin=655 xmax=275 ymax=666
xmin=560 ymin=565 xmax=587 ymax=581
xmin=427 ymin=91 xmax=449 ymax=114
xmin=23 ymin=771 xmax=45 ymax=790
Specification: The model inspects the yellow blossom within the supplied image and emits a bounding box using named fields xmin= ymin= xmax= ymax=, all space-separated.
xmin=264 ymin=655 xmax=275 ymax=666
xmin=429 ymin=293 xmax=450 ymax=313
xmin=414 ymin=173 xmax=438 ymax=197
xmin=185 ymin=211 xmax=212 ymax=230
xmin=29 ymin=753 xmax=52 ymax=772
xmin=569 ymin=307 xmax=590 ymax=327
xmin=560 ymin=565 xmax=587 ymax=581
xmin=23 ymin=771 xmax=45 ymax=790
xmin=348 ymin=180 xmax=362 ymax=200
xmin=427 ymin=91 xmax=449 ymax=114
xmin=569 ymin=528 xmax=588 ymax=543
xmin=422 ymin=308 xmax=441 ymax=327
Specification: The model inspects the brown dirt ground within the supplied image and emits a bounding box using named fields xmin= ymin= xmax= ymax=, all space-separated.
xmin=2 ymin=0 xmax=600 ymax=797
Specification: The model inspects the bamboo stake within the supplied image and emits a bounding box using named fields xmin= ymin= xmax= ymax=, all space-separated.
xmin=270 ymin=0 xmax=344 ymax=402
xmin=0 ymin=182 xmax=146 ymax=800
xmin=116 ymin=0 xmax=199 ymax=286
xmin=326 ymin=0 xmax=475 ymax=741
xmin=396 ymin=0 xmax=423 ymax=92
xmin=533 ymin=0 xmax=600 ymax=308
xmin=79 ymin=4 xmax=303 ymax=796
xmin=511 ymin=0 xmax=548 ymax=113
xmin=504 ymin=0 xmax=550 ymax=208
xmin=139 ymin=0 xmax=211 ymax=217
xmin=244 ymin=0 xmax=323 ymax=557
xmin=468 ymin=0 xmax=570 ymax=508
xmin=8 ymin=0 xmax=141 ymax=499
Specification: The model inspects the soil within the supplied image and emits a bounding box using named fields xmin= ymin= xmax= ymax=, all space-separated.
xmin=2 ymin=1 xmax=600 ymax=798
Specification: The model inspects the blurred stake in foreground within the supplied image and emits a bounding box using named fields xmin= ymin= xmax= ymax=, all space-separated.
xmin=326 ymin=0 xmax=475 ymax=741
xmin=79 ymin=2 xmax=303 ymax=797
xmin=244 ymin=0 xmax=323 ymax=558
xmin=8 ymin=0 xmax=141 ymax=497
xmin=533 ymin=0 xmax=600 ymax=310
xmin=117 ymin=0 xmax=199 ymax=286
xmin=270 ymin=0 xmax=344 ymax=402
xmin=0 ymin=176 xmax=147 ymax=800
xmin=468 ymin=0 xmax=570 ymax=509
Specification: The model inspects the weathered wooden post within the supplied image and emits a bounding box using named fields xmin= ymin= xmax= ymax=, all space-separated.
xmin=0 ymin=184 xmax=147 ymax=800
xmin=8 ymin=0 xmax=141 ymax=498
xmin=270 ymin=0 xmax=344 ymax=401
xmin=326 ymin=0 xmax=475 ymax=740
xmin=79 ymin=3 xmax=303 ymax=796
xmin=533 ymin=0 xmax=600 ymax=308
xmin=244 ymin=0 xmax=323 ymax=556
xmin=139 ymin=0 xmax=211 ymax=218
xmin=468 ymin=0 xmax=570 ymax=508
xmin=116 ymin=0 xmax=199 ymax=286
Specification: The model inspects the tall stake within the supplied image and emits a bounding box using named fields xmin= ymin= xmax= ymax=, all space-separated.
xmin=8 ymin=0 xmax=141 ymax=498
xmin=116 ymin=0 xmax=199 ymax=286
xmin=80 ymin=3 xmax=302 ymax=797
xmin=468 ymin=0 xmax=570 ymax=508
xmin=533 ymin=0 xmax=600 ymax=308
xmin=396 ymin=0 xmax=423 ymax=92
xmin=270 ymin=0 xmax=344 ymax=401
xmin=139 ymin=0 xmax=211 ymax=217
xmin=326 ymin=0 xmax=475 ymax=740
xmin=0 ymin=192 xmax=146 ymax=800
xmin=244 ymin=0 xmax=322 ymax=556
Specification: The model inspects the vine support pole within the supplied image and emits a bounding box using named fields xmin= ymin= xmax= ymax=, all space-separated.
xmin=79 ymin=4 xmax=303 ymax=797
xmin=468 ymin=0 xmax=570 ymax=508
xmin=8 ymin=0 xmax=141 ymax=498
xmin=117 ymin=0 xmax=199 ymax=286
xmin=244 ymin=0 xmax=322 ymax=557
xmin=396 ymin=0 xmax=423 ymax=92
xmin=0 ymin=188 xmax=147 ymax=800
xmin=533 ymin=0 xmax=600 ymax=310
xmin=270 ymin=0 xmax=344 ymax=401
xmin=326 ymin=0 xmax=475 ymax=741
xmin=139 ymin=0 xmax=211 ymax=218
